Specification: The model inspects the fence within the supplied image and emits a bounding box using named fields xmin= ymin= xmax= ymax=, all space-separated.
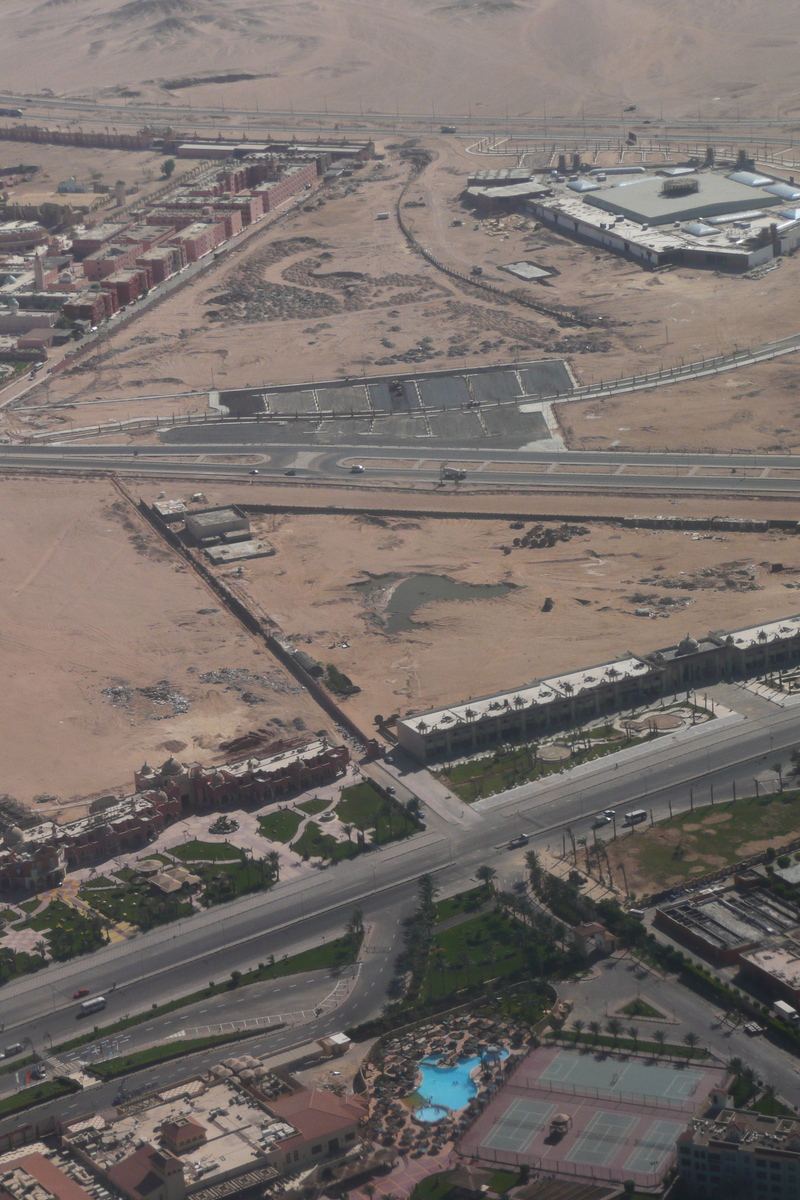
xmin=470 ymin=1145 xmax=665 ymax=1190
xmin=512 ymin=1073 xmax=693 ymax=1111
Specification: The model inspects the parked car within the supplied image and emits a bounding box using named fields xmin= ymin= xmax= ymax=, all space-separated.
xmin=592 ymin=814 xmax=612 ymax=827
xmin=508 ymin=833 xmax=529 ymax=849
xmin=284 ymin=468 xmax=297 ymax=476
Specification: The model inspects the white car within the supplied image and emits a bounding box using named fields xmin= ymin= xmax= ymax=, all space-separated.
xmin=603 ymin=809 xmax=616 ymax=817
xmin=592 ymin=814 xmax=612 ymax=827
xmin=350 ymin=463 xmax=365 ymax=473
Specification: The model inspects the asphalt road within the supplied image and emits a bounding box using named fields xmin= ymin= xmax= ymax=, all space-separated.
xmin=0 ymin=698 xmax=797 ymax=1126
xmin=3 ymin=442 xmax=800 ymax=497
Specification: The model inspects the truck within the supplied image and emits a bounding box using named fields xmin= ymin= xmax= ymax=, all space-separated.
xmin=440 ymin=125 xmax=457 ymax=134
xmin=623 ymin=809 xmax=647 ymax=827
xmin=440 ymin=464 xmax=467 ymax=482
xmin=774 ymin=1000 xmax=799 ymax=1023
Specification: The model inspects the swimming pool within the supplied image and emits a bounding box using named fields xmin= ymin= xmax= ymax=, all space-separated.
xmin=415 ymin=1048 xmax=509 ymax=1122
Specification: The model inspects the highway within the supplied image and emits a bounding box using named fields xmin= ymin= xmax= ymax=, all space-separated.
xmin=2 ymin=441 xmax=800 ymax=497
xmin=0 ymin=694 xmax=798 ymax=1135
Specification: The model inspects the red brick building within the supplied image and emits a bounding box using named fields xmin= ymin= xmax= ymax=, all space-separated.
xmin=62 ymin=289 xmax=116 ymax=323
xmin=83 ymin=242 xmax=144 ymax=281
xmin=168 ymin=220 xmax=225 ymax=262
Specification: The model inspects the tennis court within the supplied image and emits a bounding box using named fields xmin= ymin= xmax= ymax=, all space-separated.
xmin=538 ymin=1050 xmax=703 ymax=1102
xmin=459 ymin=1045 xmax=727 ymax=1190
xmin=566 ymin=1111 xmax=637 ymax=1167
xmin=482 ymin=1098 xmax=556 ymax=1153
xmin=625 ymin=1119 xmax=687 ymax=1176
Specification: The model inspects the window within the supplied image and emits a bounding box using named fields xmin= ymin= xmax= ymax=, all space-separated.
xmin=345 ymin=1133 xmax=355 ymax=1142
xmin=311 ymin=1145 xmax=322 ymax=1155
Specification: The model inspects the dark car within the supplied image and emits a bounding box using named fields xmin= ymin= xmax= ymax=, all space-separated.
xmin=73 ymin=988 xmax=89 ymax=999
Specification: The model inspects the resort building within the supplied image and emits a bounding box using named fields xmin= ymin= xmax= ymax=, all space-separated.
xmin=678 ymin=1104 xmax=800 ymax=1199
xmin=396 ymin=614 xmax=800 ymax=762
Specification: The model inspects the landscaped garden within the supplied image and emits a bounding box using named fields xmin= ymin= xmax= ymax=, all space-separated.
xmin=258 ymin=808 xmax=303 ymax=842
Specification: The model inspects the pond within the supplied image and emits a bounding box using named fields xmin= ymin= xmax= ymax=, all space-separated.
xmin=354 ymin=572 xmax=515 ymax=634
xmin=415 ymin=1047 xmax=509 ymax=1122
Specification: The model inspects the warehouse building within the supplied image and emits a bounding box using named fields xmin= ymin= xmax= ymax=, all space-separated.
xmin=740 ymin=936 xmax=800 ymax=1007
xmin=184 ymin=505 xmax=250 ymax=544
xmin=654 ymin=888 xmax=799 ymax=965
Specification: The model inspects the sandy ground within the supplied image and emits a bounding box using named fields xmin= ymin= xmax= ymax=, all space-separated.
xmin=217 ymin=508 xmax=800 ymax=728
xmin=13 ymin=135 xmax=800 ymax=456
xmin=2 ymin=0 xmax=800 ymax=124
xmin=0 ymin=476 xmax=327 ymax=806
xmin=0 ymin=142 xmax=169 ymax=208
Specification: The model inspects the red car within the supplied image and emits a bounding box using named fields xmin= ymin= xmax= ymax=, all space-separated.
xmin=73 ymin=988 xmax=89 ymax=999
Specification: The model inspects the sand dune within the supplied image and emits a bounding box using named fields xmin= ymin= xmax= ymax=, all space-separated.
xmin=1 ymin=0 xmax=798 ymax=120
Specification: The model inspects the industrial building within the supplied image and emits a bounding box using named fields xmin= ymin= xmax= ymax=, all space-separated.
xmin=654 ymin=888 xmax=799 ymax=965
xmin=678 ymin=1103 xmax=800 ymax=1199
xmin=524 ymin=166 xmax=800 ymax=270
xmin=397 ymin=613 xmax=800 ymax=762
xmin=740 ymin=936 xmax=800 ymax=1007
xmin=184 ymin=506 xmax=250 ymax=544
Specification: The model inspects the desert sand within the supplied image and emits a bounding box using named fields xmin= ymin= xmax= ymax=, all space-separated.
xmin=2 ymin=0 xmax=800 ymax=125
xmin=0 ymin=476 xmax=327 ymax=805
xmin=220 ymin=508 xmax=800 ymax=730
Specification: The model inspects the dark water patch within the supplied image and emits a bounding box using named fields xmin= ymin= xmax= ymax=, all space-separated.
xmin=354 ymin=572 xmax=515 ymax=633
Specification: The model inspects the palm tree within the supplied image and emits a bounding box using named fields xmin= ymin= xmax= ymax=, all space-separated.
xmin=33 ymin=939 xmax=47 ymax=961
xmin=525 ymin=849 xmax=543 ymax=892
xmin=572 ymin=1018 xmax=585 ymax=1045
xmin=343 ymin=822 xmax=354 ymax=843
xmin=627 ymin=1025 xmax=639 ymax=1052
xmin=476 ymin=864 xmax=497 ymax=892
xmin=653 ymin=1029 xmax=667 ymax=1058
xmin=588 ymin=1019 xmax=602 ymax=1045
xmin=429 ymin=945 xmax=448 ymax=996
xmin=683 ymin=1031 xmax=700 ymax=1061
xmin=266 ymin=850 xmax=280 ymax=881
xmin=346 ymin=907 xmax=364 ymax=940
xmin=727 ymin=1056 xmax=744 ymax=1079
xmin=606 ymin=1017 xmax=623 ymax=1049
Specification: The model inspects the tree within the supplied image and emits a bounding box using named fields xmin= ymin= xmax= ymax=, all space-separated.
xmin=346 ymin=907 xmax=364 ymax=940
xmin=33 ymin=939 xmax=47 ymax=961
xmin=266 ymin=850 xmax=280 ymax=881
xmin=627 ymin=1024 xmax=639 ymax=1052
xmin=343 ymin=822 xmax=354 ymax=843
xmin=476 ymin=864 xmax=497 ymax=892
xmin=572 ymin=1018 xmax=585 ymax=1043
xmin=429 ymin=945 xmax=448 ymax=996
xmin=683 ymin=1030 xmax=700 ymax=1061
xmin=525 ymin=848 xmax=543 ymax=893
xmin=606 ymin=1017 xmax=623 ymax=1049
xmin=588 ymin=1019 xmax=602 ymax=1045
xmin=161 ymin=158 xmax=176 ymax=178
xmin=653 ymin=1029 xmax=667 ymax=1057
xmin=727 ymin=1056 xmax=744 ymax=1079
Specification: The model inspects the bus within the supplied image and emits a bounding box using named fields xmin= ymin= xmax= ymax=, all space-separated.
xmin=79 ymin=996 xmax=107 ymax=1016
xmin=623 ymin=810 xmax=647 ymax=827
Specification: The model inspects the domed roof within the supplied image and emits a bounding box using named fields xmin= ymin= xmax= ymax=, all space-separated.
xmin=139 ymin=763 xmax=153 ymax=776
xmin=552 ymin=1113 xmax=570 ymax=1125
xmin=161 ymin=756 xmax=182 ymax=775
xmin=676 ymin=633 xmax=700 ymax=656
xmin=4 ymin=825 xmax=23 ymax=847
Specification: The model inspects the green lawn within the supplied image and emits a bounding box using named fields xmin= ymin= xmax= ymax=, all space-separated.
xmin=82 ymin=876 xmax=117 ymax=890
xmin=81 ymin=885 xmax=192 ymax=931
xmin=297 ymin=797 xmax=331 ymax=816
xmin=19 ymin=898 xmax=41 ymax=914
xmin=422 ymin=910 xmax=526 ymax=1001
xmin=753 ymin=1092 xmax=795 ymax=1117
xmin=292 ymin=821 xmax=358 ymax=863
xmin=336 ymin=780 xmax=421 ymax=845
xmin=442 ymin=729 xmax=662 ymax=802
xmin=548 ymin=1030 xmax=708 ymax=1060
xmin=0 ymin=909 xmax=19 ymax=922
xmin=88 ymin=1031 xmax=255 ymax=1079
xmin=622 ymin=790 xmax=800 ymax=888
xmin=619 ymin=998 xmax=666 ymax=1019
xmin=258 ymin=809 xmax=303 ymax=842
xmin=410 ymin=1173 xmax=454 ymax=1200
xmin=170 ymin=839 xmax=244 ymax=862
xmin=0 ymin=1078 xmax=80 ymax=1117
xmin=434 ymin=886 xmax=491 ymax=923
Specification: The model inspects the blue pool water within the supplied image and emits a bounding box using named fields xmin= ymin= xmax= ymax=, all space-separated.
xmin=415 ymin=1048 xmax=509 ymax=1122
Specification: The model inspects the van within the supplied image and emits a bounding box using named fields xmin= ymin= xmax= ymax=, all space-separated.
xmin=624 ymin=810 xmax=647 ymax=826
xmin=3 ymin=1044 xmax=24 ymax=1058
xmin=628 ymin=908 xmax=646 ymax=920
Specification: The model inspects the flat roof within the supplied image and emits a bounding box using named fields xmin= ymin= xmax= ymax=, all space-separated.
xmin=741 ymin=937 xmax=800 ymax=987
xmin=397 ymin=655 xmax=654 ymax=735
xmin=723 ymin=613 xmax=800 ymax=651
xmin=585 ymin=172 xmax=783 ymax=225
xmin=186 ymin=506 xmax=245 ymax=528
xmin=683 ymin=1106 xmax=800 ymax=1150
xmin=659 ymin=890 xmax=799 ymax=951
